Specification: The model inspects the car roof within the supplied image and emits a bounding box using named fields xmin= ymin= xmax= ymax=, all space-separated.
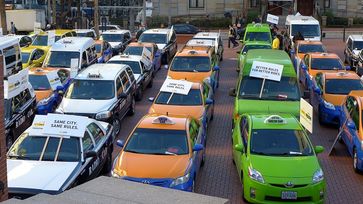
xmin=137 ymin=114 xmax=189 ymax=130
xmin=349 ymin=35 xmax=363 ymax=41
xmin=143 ymin=28 xmax=170 ymax=34
xmin=76 ymin=63 xmax=128 ymax=80
xmin=102 ymin=30 xmax=130 ymax=34
xmin=38 ymin=29 xmax=73 ymax=36
xmin=296 ymin=40 xmax=324 ymax=45
xmin=50 ymin=37 xmax=94 ymax=52
xmin=176 ymin=46 xmax=211 ymax=57
xmin=109 ymin=54 xmax=142 ymax=62
xmin=29 ymin=67 xmax=66 ymax=75
xmin=74 ymin=29 xmax=94 ymax=33
xmin=245 ymin=23 xmax=270 ymax=32
xmin=21 ymin=46 xmax=38 ymax=53
xmin=243 ymin=49 xmax=295 ymax=76
xmin=247 ymin=114 xmax=302 ymax=130
xmin=309 ymin=52 xmax=339 ymax=59
xmin=285 ymin=15 xmax=319 ymax=25
xmin=194 ymin=32 xmax=220 ymax=38
xmin=323 ymin=71 xmax=360 ymax=80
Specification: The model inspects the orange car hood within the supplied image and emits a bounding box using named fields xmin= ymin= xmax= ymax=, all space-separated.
xmin=324 ymin=93 xmax=346 ymax=106
xmin=167 ymin=71 xmax=211 ymax=83
xmin=116 ymin=152 xmax=189 ymax=178
xmin=35 ymin=90 xmax=53 ymax=102
xmin=149 ymin=104 xmax=204 ymax=119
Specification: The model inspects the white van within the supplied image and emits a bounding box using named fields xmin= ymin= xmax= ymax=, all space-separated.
xmin=0 ymin=36 xmax=22 ymax=77
xmin=42 ymin=37 xmax=97 ymax=75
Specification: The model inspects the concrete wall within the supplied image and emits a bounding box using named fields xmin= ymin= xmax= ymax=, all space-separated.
xmin=0 ymin=56 xmax=8 ymax=201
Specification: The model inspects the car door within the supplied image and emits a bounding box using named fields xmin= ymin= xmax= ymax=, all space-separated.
xmin=342 ymin=96 xmax=358 ymax=155
xmin=79 ymin=131 xmax=98 ymax=181
xmin=311 ymin=73 xmax=323 ymax=108
xmin=202 ymin=81 xmax=213 ymax=122
xmin=141 ymin=61 xmax=152 ymax=88
xmin=234 ymin=117 xmax=248 ymax=180
xmin=189 ymin=119 xmax=203 ymax=173
xmin=12 ymin=89 xmax=35 ymax=137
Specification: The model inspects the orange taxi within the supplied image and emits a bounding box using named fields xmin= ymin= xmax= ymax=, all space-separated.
xmin=167 ymin=45 xmax=220 ymax=90
xmin=310 ymin=71 xmax=363 ymax=125
xmin=111 ymin=114 xmax=206 ymax=192
xmin=124 ymin=42 xmax=162 ymax=72
xmin=292 ymin=40 xmax=327 ymax=69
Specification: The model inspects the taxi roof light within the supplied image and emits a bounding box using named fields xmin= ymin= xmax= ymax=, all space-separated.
xmin=264 ymin=115 xmax=287 ymax=124
xmin=120 ymin=54 xmax=129 ymax=58
xmin=152 ymin=116 xmax=175 ymax=125
xmin=63 ymin=39 xmax=73 ymax=44
xmin=88 ymin=72 xmax=102 ymax=78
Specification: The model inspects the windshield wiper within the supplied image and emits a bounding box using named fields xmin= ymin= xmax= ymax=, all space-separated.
xmin=164 ymin=151 xmax=177 ymax=155
xmin=124 ymin=150 xmax=145 ymax=154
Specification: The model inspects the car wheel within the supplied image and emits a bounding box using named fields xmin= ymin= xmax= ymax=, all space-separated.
xmin=147 ymin=78 xmax=153 ymax=88
xmin=135 ymin=87 xmax=143 ymax=101
xmin=112 ymin=117 xmax=121 ymax=136
xmin=127 ymin=97 xmax=136 ymax=116
xmin=102 ymin=152 xmax=112 ymax=175
xmin=353 ymin=148 xmax=361 ymax=173
xmin=6 ymin=133 xmax=14 ymax=150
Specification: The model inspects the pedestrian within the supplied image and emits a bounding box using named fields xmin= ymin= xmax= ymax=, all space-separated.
xmin=10 ymin=22 xmax=17 ymax=34
xmin=136 ymin=24 xmax=146 ymax=40
xmin=293 ymin=32 xmax=304 ymax=44
xmin=278 ymin=31 xmax=285 ymax=50
xmin=228 ymin=25 xmax=239 ymax=48
xmin=272 ymin=35 xmax=280 ymax=50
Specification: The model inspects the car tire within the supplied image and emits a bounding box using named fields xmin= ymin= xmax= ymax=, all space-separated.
xmin=102 ymin=152 xmax=112 ymax=175
xmin=127 ymin=97 xmax=136 ymax=116
xmin=135 ymin=87 xmax=143 ymax=101
xmin=112 ymin=116 xmax=121 ymax=136
xmin=220 ymin=53 xmax=223 ymax=61
xmin=6 ymin=133 xmax=14 ymax=150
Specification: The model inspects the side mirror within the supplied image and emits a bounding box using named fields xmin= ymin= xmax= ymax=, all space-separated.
xmin=205 ymin=98 xmax=213 ymax=105
xmin=314 ymin=87 xmax=322 ymax=95
xmin=303 ymin=90 xmax=310 ymax=99
xmin=229 ymin=88 xmax=236 ymax=97
xmin=347 ymin=121 xmax=356 ymax=129
xmin=148 ymin=97 xmax=155 ymax=102
xmin=234 ymin=144 xmax=244 ymax=153
xmin=301 ymin=64 xmax=308 ymax=70
xmin=84 ymin=150 xmax=97 ymax=158
xmin=346 ymin=65 xmax=351 ymax=70
xmin=314 ymin=146 xmax=324 ymax=154
xmin=236 ymin=51 xmax=241 ymax=54
xmin=56 ymin=85 xmax=63 ymax=91
xmin=192 ymin=144 xmax=204 ymax=152
xmin=213 ymin=65 xmax=220 ymax=71
xmin=116 ymin=140 xmax=124 ymax=148
xmin=118 ymin=92 xmax=127 ymax=99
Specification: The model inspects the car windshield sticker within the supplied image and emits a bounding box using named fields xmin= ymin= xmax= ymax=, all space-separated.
xmin=4 ymin=68 xmax=29 ymax=99
xmin=43 ymin=114 xmax=90 ymax=137
xmin=300 ymin=98 xmax=313 ymax=133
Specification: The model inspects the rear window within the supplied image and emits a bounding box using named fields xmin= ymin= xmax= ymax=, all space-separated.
xmin=170 ymin=56 xmax=211 ymax=72
xmin=325 ymin=79 xmax=363 ymax=95
xmin=298 ymin=44 xmax=326 ymax=54
xmin=311 ymin=58 xmax=343 ymax=70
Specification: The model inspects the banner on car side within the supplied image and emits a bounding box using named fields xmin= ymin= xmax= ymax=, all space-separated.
xmin=5 ymin=68 xmax=29 ymax=99
xmin=160 ymin=79 xmax=193 ymax=95
xmin=249 ymin=61 xmax=283 ymax=82
xmin=300 ymin=98 xmax=313 ymax=133
xmin=46 ymin=70 xmax=62 ymax=90
xmin=43 ymin=114 xmax=90 ymax=137
xmin=70 ymin=58 xmax=79 ymax=78
xmin=267 ymin=14 xmax=279 ymax=25
xmin=141 ymin=47 xmax=152 ymax=67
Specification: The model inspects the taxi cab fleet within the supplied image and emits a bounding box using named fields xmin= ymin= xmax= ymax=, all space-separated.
xmin=300 ymin=53 xmax=347 ymax=90
xmin=111 ymin=114 xmax=206 ymax=192
xmin=242 ymin=23 xmax=272 ymax=44
xmin=95 ymin=40 xmax=113 ymax=63
xmin=21 ymin=47 xmax=46 ymax=69
xmin=148 ymin=79 xmax=214 ymax=127
xmin=167 ymin=45 xmax=220 ymax=91
xmin=7 ymin=114 xmax=114 ymax=198
xmin=232 ymin=114 xmax=325 ymax=203
xmin=311 ymin=71 xmax=363 ymax=125
xmin=290 ymin=40 xmax=327 ymax=70
xmin=123 ymin=42 xmax=162 ymax=73
xmin=28 ymin=67 xmax=71 ymax=114
xmin=56 ymin=64 xmax=137 ymax=136
xmin=236 ymin=41 xmax=272 ymax=72
xmin=193 ymin=32 xmax=224 ymax=62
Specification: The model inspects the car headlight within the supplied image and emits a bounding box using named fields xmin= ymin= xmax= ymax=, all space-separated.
xmin=111 ymin=169 xmax=126 ymax=179
xmin=323 ymin=100 xmax=335 ymax=110
xmin=37 ymin=95 xmax=54 ymax=106
xmin=312 ymin=169 xmax=324 ymax=183
xmin=96 ymin=111 xmax=112 ymax=120
xmin=248 ymin=166 xmax=264 ymax=183
xmin=170 ymin=172 xmax=190 ymax=187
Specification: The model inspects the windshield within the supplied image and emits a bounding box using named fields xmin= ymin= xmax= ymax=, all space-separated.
xmin=108 ymin=60 xmax=141 ymax=74
xmin=32 ymin=35 xmax=61 ymax=46
xmin=101 ymin=34 xmax=123 ymax=42
xmin=21 ymin=52 xmax=30 ymax=63
xmin=353 ymin=41 xmax=363 ymax=50
xmin=171 ymin=56 xmax=211 ymax=72
xmin=239 ymin=76 xmax=300 ymax=101
xmin=45 ymin=51 xmax=80 ymax=68
xmin=29 ymin=75 xmax=51 ymax=90
xmin=124 ymin=128 xmax=188 ymax=155
xmin=124 ymin=46 xmax=143 ymax=55
xmin=95 ymin=44 xmax=102 ymax=53
xmin=8 ymin=134 xmax=81 ymax=161
xmin=311 ymin=58 xmax=343 ymax=70
xmin=250 ymin=129 xmax=313 ymax=156
xmin=325 ymin=79 xmax=363 ymax=95
xmin=291 ymin=24 xmax=320 ymax=38
xmin=65 ymin=79 xmax=115 ymax=100
xmin=155 ymin=89 xmax=202 ymax=105
xmin=139 ymin=33 xmax=167 ymax=44
xmin=244 ymin=32 xmax=271 ymax=43
xmin=242 ymin=45 xmax=271 ymax=53
xmin=298 ymin=44 xmax=326 ymax=54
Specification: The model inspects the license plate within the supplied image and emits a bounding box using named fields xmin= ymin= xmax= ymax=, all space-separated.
xmin=281 ymin=191 xmax=297 ymax=200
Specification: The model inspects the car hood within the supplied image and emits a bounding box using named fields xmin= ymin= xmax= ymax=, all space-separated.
xmin=149 ymin=104 xmax=205 ymax=119
xmin=156 ymin=44 xmax=167 ymax=50
xmin=59 ymin=98 xmax=114 ymax=114
xmin=7 ymin=159 xmax=78 ymax=192
xmin=35 ymin=90 xmax=53 ymax=102
xmin=324 ymin=93 xmax=346 ymax=106
xmin=115 ymin=152 xmax=189 ymax=179
xmin=236 ymin=99 xmax=300 ymax=117
xmin=109 ymin=42 xmax=121 ymax=48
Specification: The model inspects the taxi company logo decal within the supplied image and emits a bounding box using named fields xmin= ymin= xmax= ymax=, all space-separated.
xmin=141 ymin=180 xmax=150 ymax=184
xmin=284 ymin=181 xmax=294 ymax=188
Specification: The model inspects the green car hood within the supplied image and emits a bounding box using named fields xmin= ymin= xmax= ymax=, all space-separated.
xmin=236 ymin=99 xmax=300 ymax=117
xmin=250 ymin=154 xmax=320 ymax=180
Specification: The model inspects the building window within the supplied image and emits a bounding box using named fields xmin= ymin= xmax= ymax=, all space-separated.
xmin=324 ymin=0 xmax=330 ymax=8
xmin=250 ymin=0 xmax=257 ymax=7
xmin=189 ymin=0 xmax=204 ymax=8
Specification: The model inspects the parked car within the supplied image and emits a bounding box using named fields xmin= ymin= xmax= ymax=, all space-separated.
xmin=74 ymin=29 xmax=97 ymax=40
xmin=100 ymin=30 xmax=132 ymax=55
xmin=193 ymin=32 xmax=224 ymax=61
xmin=344 ymin=35 xmax=363 ymax=69
xmin=172 ymin=24 xmax=200 ymax=34
xmin=123 ymin=42 xmax=162 ymax=73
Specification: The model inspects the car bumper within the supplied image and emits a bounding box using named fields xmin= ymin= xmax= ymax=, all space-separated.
xmin=244 ymin=179 xmax=325 ymax=204
xmin=319 ymin=105 xmax=341 ymax=125
xmin=121 ymin=177 xmax=193 ymax=192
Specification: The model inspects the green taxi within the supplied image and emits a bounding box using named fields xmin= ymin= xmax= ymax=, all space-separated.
xmin=242 ymin=23 xmax=272 ymax=44
xmin=236 ymin=41 xmax=272 ymax=72
xmin=232 ymin=114 xmax=325 ymax=203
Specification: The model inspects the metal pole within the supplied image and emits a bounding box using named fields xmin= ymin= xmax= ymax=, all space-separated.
xmin=142 ymin=0 xmax=146 ymax=26
xmin=47 ymin=0 xmax=51 ymax=24
xmin=94 ymin=0 xmax=99 ymax=38
xmin=0 ymin=0 xmax=8 ymax=34
xmin=168 ymin=1 xmax=171 ymax=26
xmin=52 ymin=0 xmax=56 ymax=27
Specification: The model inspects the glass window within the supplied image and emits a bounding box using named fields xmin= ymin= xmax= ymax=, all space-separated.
xmin=353 ymin=41 xmax=363 ymax=50
xmin=244 ymin=32 xmax=271 ymax=43
xmin=87 ymin=123 xmax=104 ymax=145
xmin=101 ymin=34 xmax=124 ymax=42
xmin=4 ymin=45 xmax=20 ymax=66
xmin=242 ymin=44 xmax=271 ymax=53
xmin=21 ymin=52 xmax=30 ymax=63
xmin=57 ymin=69 xmax=70 ymax=84
xmin=83 ymin=131 xmax=94 ymax=151
xmin=139 ymin=33 xmax=167 ymax=44
xmin=189 ymin=0 xmax=204 ymax=8
xmin=346 ymin=96 xmax=355 ymax=113
xmin=311 ymin=58 xmax=344 ymax=70
xmin=44 ymin=51 xmax=80 ymax=68
xmin=170 ymin=56 xmax=211 ymax=72
xmin=120 ymin=72 xmax=131 ymax=90
xmin=95 ymin=43 xmax=102 ymax=53
xmin=32 ymin=35 xmax=48 ymax=46
xmin=124 ymin=128 xmax=189 ymax=155
xmin=155 ymin=89 xmax=203 ymax=105
xmin=126 ymin=67 xmax=135 ymax=82
xmin=65 ymin=79 xmax=115 ymax=100
xmin=291 ymin=24 xmax=320 ymax=38
xmin=351 ymin=104 xmax=360 ymax=130
xmin=238 ymin=76 xmax=300 ymax=101
xmin=250 ymin=129 xmax=313 ymax=156
xmin=325 ymin=79 xmax=363 ymax=95
xmin=12 ymin=89 xmax=32 ymax=112
xmin=298 ymin=44 xmax=326 ymax=54
xmin=29 ymin=75 xmax=51 ymax=90
xmin=4 ymin=99 xmax=12 ymax=121
xmin=123 ymin=46 xmax=143 ymax=55
xmin=116 ymin=77 xmax=123 ymax=94
xmin=108 ymin=60 xmax=141 ymax=74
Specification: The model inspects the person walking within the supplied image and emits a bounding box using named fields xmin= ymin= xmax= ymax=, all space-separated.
xmin=10 ymin=22 xmax=17 ymax=34
xmin=228 ymin=25 xmax=239 ymax=48
xmin=272 ymin=35 xmax=280 ymax=50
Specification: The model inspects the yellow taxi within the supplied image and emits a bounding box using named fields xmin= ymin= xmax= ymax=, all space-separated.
xmin=311 ymin=71 xmax=363 ymax=125
xmin=21 ymin=47 xmax=46 ymax=69
xmin=292 ymin=40 xmax=327 ymax=69
xmin=167 ymin=45 xmax=220 ymax=91
xmin=148 ymin=79 xmax=214 ymax=127
xmin=30 ymin=29 xmax=77 ymax=51
xmin=300 ymin=52 xmax=347 ymax=90
xmin=28 ymin=67 xmax=71 ymax=114
xmin=111 ymin=114 xmax=206 ymax=192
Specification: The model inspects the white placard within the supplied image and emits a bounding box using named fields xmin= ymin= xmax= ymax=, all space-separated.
xmin=141 ymin=47 xmax=152 ymax=67
xmin=70 ymin=58 xmax=79 ymax=78
xmin=34 ymin=22 xmax=42 ymax=34
xmin=267 ymin=14 xmax=279 ymax=25
xmin=46 ymin=70 xmax=62 ymax=90
xmin=47 ymin=30 xmax=56 ymax=46
xmin=160 ymin=79 xmax=193 ymax=95
xmin=43 ymin=114 xmax=90 ymax=137
xmin=5 ymin=68 xmax=29 ymax=99
xmin=300 ymin=98 xmax=313 ymax=133
xmin=249 ymin=61 xmax=284 ymax=82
